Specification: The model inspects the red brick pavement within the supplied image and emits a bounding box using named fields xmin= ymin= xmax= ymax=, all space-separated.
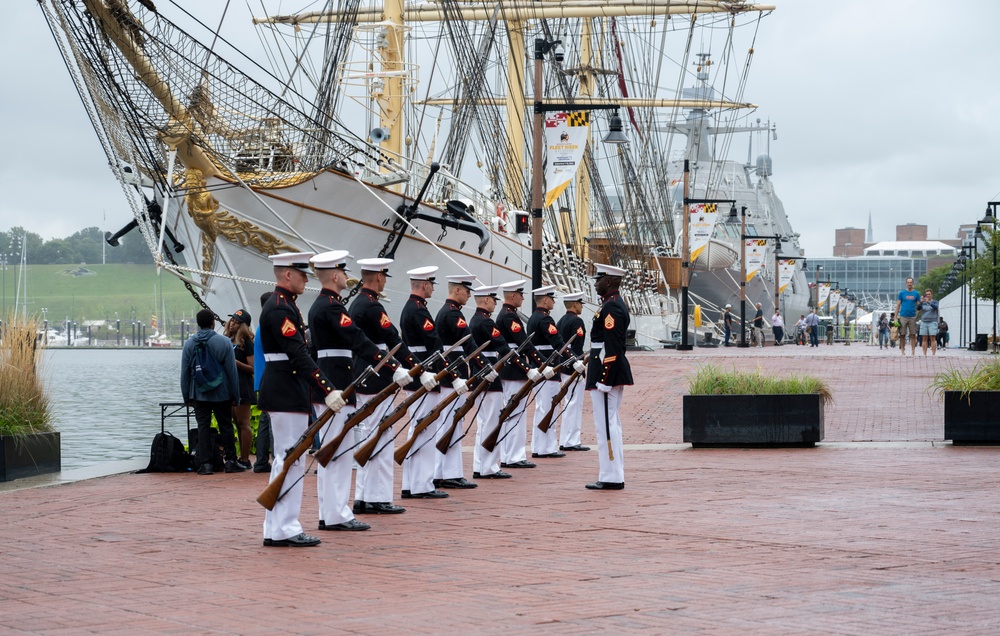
xmin=2 ymin=345 xmax=998 ymax=634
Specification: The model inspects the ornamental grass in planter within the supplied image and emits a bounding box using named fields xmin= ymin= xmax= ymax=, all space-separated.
xmin=0 ymin=312 xmax=59 ymax=481
xmin=683 ymin=365 xmax=832 ymax=447
xmin=931 ymin=360 xmax=1000 ymax=444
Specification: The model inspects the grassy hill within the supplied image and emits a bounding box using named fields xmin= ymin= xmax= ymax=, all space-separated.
xmin=3 ymin=264 xmax=203 ymax=334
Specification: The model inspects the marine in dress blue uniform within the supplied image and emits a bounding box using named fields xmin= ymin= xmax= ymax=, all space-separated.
xmin=585 ymin=263 xmax=633 ymax=491
xmin=495 ymin=280 xmax=548 ymax=468
xmin=348 ymin=258 xmax=428 ymax=511
xmin=526 ymin=285 xmax=576 ymax=458
xmin=259 ymin=252 xmax=345 ymax=547
xmin=468 ymin=285 xmax=510 ymax=479
xmin=433 ymin=274 xmax=487 ymax=488
xmin=556 ymin=292 xmax=590 ymax=452
xmin=398 ymin=266 xmax=449 ymax=499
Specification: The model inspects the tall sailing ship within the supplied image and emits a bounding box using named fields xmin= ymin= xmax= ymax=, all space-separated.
xmin=37 ymin=0 xmax=804 ymax=343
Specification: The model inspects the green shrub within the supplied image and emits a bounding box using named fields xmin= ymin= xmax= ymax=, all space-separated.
xmin=930 ymin=360 xmax=1000 ymax=399
xmin=0 ymin=312 xmax=53 ymax=436
xmin=688 ymin=364 xmax=832 ymax=406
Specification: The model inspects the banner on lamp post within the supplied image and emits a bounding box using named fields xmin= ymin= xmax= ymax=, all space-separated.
xmin=778 ymin=259 xmax=795 ymax=294
xmin=829 ymin=290 xmax=841 ymax=312
xmin=544 ymin=111 xmax=589 ymax=208
xmin=745 ymin=239 xmax=768 ymax=282
xmin=689 ymin=203 xmax=720 ymax=261
xmin=817 ymin=283 xmax=830 ymax=309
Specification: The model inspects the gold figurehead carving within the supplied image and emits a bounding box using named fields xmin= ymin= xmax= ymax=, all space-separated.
xmin=184 ymin=168 xmax=292 ymax=285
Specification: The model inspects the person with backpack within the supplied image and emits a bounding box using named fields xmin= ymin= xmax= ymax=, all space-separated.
xmin=180 ymin=308 xmax=242 ymax=475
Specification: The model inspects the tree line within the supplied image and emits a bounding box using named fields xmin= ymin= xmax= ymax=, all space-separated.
xmin=0 ymin=226 xmax=152 ymax=266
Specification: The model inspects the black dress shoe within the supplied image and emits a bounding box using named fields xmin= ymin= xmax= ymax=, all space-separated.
xmin=500 ymin=460 xmax=536 ymax=469
xmin=367 ymin=502 xmax=405 ymax=514
xmin=197 ymin=463 xmax=214 ymax=475
xmin=585 ymin=481 xmax=625 ymax=491
xmin=252 ymin=463 xmax=272 ymax=473
xmin=446 ymin=477 xmax=478 ymax=489
xmin=318 ymin=519 xmax=370 ymax=531
xmin=352 ymin=500 xmax=367 ymax=514
xmin=263 ymin=533 xmax=321 ymax=547
xmin=531 ymin=451 xmax=566 ymax=458
xmin=473 ymin=471 xmax=512 ymax=479
xmin=405 ymin=490 xmax=449 ymax=499
xmin=559 ymin=445 xmax=591 ymax=452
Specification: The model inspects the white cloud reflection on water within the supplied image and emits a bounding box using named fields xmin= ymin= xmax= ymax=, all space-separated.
xmin=43 ymin=348 xmax=185 ymax=470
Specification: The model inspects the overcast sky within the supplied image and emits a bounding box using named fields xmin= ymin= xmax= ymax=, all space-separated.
xmin=4 ymin=1 xmax=1000 ymax=257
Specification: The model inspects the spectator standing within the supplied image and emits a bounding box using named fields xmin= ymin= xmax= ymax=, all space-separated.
xmin=794 ymin=315 xmax=807 ymax=345
xmin=180 ymin=309 xmax=242 ymax=475
xmin=753 ymin=303 xmax=765 ymax=347
xmin=937 ymin=318 xmax=949 ymax=349
xmin=917 ymin=289 xmax=939 ymax=356
xmin=225 ymin=309 xmax=255 ymax=470
xmin=722 ymin=304 xmax=733 ymax=346
xmin=877 ymin=313 xmax=889 ymax=350
xmin=771 ymin=309 xmax=784 ymax=346
xmin=804 ymin=308 xmax=820 ymax=347
xmin=889 ymin=312 xmax=899 ymax=348
xmin=252 ymin=292 xmax=273 ymax=473
xmin=895 ymin=278 xmax=921 ymax=356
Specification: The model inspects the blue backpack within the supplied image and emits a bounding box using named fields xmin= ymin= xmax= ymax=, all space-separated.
xmin=192 ymin=337 xmax=225 ymax=393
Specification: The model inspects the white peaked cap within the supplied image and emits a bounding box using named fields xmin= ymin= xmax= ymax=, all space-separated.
xmin=269 ymin=252 xmax=315 ymax=269
xmin=473 ymin=284 xmax=500 ymax=298
xmin=447 ymin=274 xmax=477 ymax=288
xmin=310 ymin=250 xmax=351 ymax=270
xmin=357 ymin=257 xmax=394 ymax=276
xmin=532 ymin=285 xmax=557 ymax=297
xmin=407 ymin=265 xmax=438 ymax=281
xmin=562 ymin=292 xmax=586 ymax=302
xmin=592 ymin=263 xmax=626 ymax=279
xmin=500 ymin=279 xmax=527 ymax=293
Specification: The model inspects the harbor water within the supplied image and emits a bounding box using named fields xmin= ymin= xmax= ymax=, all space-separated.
xmin=44 ymin=348 xmax=184 ymax=470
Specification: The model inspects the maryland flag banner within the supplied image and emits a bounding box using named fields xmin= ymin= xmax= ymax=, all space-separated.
xmin=745 ymin=239 xmax=768 ymax=281
xmin=544 ymin=111 xmax=589 ymax=207
xmin=689 ymin=203 xmax=720 ymax=261
xmin=828 ymin=290 xmax=841 ymax=312
xmin=777 ymin=259 xmax=796 ymax=294
xmin=817 ymin=283 xmax=831 ymax=309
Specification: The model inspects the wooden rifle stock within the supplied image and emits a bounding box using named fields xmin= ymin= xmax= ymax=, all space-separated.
xmin=394 ymin=388 xmax=462 ymax=464
xmin=480 ymin=363 xmax=545 ymax=453
xmin=256 ymin=406 xmax=338 ymax=510
xmin=537 ymin=354 xmax=589 ymax=433
xmin=435 ymin=347 xmax=518 ymax=454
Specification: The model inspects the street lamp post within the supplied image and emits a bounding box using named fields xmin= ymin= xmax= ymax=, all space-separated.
xmin=984 ymin=202 xmax=999 ymax=352
xmin=529 ymin=37 xmax=628 ymax=304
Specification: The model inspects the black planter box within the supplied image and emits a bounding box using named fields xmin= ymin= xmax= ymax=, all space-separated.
xmin=683 ymin=394 xmax=824 ymax=447
xmin=944 ymin=391 xmax=1000 ymax=444
xmin=0 ymin=432 xmax=61 ymax=482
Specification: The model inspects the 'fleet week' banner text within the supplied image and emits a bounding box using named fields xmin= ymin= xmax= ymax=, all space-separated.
xmin=778 ymin=259 xmax=796 ymax=294
xmin=544 ymin=111 xmax=589 ymax=207
xmin=745 ymin=239 xmax=768 ymax=281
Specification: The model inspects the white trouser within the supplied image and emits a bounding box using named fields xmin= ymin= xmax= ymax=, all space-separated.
xmin=559 ymin=376 xmax=585 ymax=448
xmin=263 ymin=411 xmax=308 ymax=541
xmin=473 ymin=392 xmax=503 ymax=475
xmin=313 ymin=403 xmax=356 ymax=526
xmin=531 ymin=379 xmax=562 ymax=455
xmin=500 ymin=379 xmax=529 ymax=463
xmin=434 ymin=389 xmax=466 ymax=480
xmin=401 ymin=391 xmax=440 ymax=495
xmin=354 ymin=394 xmax=395 ymax=504
xmin=590 ymin=387 xmax=625 ymax=484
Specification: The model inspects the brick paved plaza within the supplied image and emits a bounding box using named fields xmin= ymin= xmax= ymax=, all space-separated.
xmin=2 ymin=344 xmax=998 ymax=634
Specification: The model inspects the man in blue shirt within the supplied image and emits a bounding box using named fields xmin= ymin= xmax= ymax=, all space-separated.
xmin=895 ymin=277 xmax=921 ymax=357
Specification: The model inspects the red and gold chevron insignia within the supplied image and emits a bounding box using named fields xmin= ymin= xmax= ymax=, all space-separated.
xmin=604 ymin=355 xmax=617 ymax=364
xmin=380 ymin=313 xmax=392 ymax=328
xmin=457 ymin=317 xmax=467 ymax=328
xmin=511 ymin=321 xmax=522 ymax=333
xmin=576 ymin=326 xmax=584 ymax=337
xmin=422 ymin=318 xmax=434 ymax=331
xmin=547 ymin=324 xmax=557 ymax=335
xmin=491 ymin=327 xmax=501 ymax=338
xmin=339 ymin=314 xmax=353 ymax=327
xmin=604 ymin=314 xmax=615 ymax=330
xmin=280 ymin=318 xmax=297 ymax=337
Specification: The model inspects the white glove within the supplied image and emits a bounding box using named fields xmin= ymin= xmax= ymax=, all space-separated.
xmin=453 ymin=378 xmax=469 ymax=395
xmin=526 ymin=368 xmax=542 ymax=383
xmin=485 ymin=369 xmax=499 ymax=383
xmin=596 ymin=382 xmax=612 ymax=393
xmin=420 ymin=371 xmax=438 ymax=391
xmin=393 ymin=367 xmax=410 ymax=387
xmin=324 ymin=390 xmax=346 ymax=412
xmin=573 ymin=360 xmax=586 ymax=375
xmin=542 ymin=366 xmax=556 ymax=380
